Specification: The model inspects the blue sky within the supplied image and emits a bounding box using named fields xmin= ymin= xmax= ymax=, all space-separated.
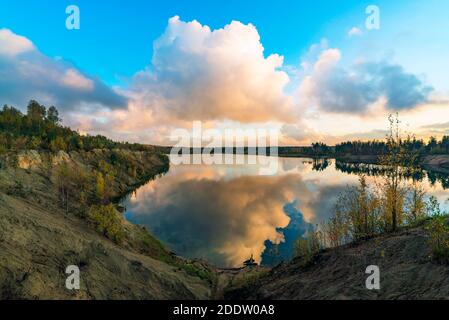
xmin=0 ymin=0 xmax=448 ymax=144
xmin=0 ymin=0 xmax=410 ymax=84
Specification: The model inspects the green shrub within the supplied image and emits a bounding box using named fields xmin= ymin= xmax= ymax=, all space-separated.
xmin=426 ymin=216 xmax=449 ymax=262
xmin=180 ymin=263 xmax=214 ymax=283
xmin=88 ymin=204 xmax=125 ymax=244
xmin=404 ymin=183 xmax=427 ymax=225
xmin=5 ymin=179 xmax=30 ymax=198
xmin=129 ymin=226 xmax=173 ymax=262
xmin=427 ymin=196 xmax=444 ymax=217
xmin=294 ymin=227 xmax=322 ymax=264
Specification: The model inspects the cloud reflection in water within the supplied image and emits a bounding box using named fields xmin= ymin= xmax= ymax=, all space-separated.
xmin=124 ymin=157 xmax=448 ymax=267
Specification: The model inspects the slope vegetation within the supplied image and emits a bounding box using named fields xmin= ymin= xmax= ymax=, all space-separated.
xmin=225 ymin=224 xmax=449 ymax=300
xmin=0 ymin=150 xmax=212 ymax=299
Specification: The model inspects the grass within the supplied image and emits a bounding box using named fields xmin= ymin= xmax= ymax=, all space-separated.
xmin=179 ymin=262 xmax=216 ymax=284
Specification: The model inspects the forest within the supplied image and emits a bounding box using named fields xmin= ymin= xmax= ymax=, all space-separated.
xmin=0 ymin=100 xmax=161 ymax=155
xmin=281 ymin=134 xmax=449 ymax=157
xmin=335 ymin=136 xmax=449 ymax=156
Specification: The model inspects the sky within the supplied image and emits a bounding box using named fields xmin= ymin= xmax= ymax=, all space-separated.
xmin=0 ymin=0 xmax=448 ymax=145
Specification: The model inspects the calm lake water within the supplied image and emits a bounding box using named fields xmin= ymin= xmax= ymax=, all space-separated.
xmin=123 ymin=156 xmax=449 ymax=268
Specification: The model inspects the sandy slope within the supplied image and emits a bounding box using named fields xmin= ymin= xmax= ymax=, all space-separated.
xmin=0 ymin=151 xmax=211 ymax=300
xmin=225 ymin=225 xmax=449 ymax=300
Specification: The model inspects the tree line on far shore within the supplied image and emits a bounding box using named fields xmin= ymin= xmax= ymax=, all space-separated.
xmin=334 ymin=135 xmax=449 ymax=156
xmin=304 ymin=136 xmax=449 ymax=157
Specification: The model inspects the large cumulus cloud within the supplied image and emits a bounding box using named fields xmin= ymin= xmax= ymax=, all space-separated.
xmin=299 ymin=48 xmax=433 ymax=114
xmin=127 ymin=16 xmax=293 ymax=123
xmin=0 ymin=28 xmax=126 ymax=111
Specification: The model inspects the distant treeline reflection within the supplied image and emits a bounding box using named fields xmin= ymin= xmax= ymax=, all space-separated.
xmin=334 ymin=161 xmax=449 ymax=189
xmin=302 ymin=158 xmax=332 ymax=171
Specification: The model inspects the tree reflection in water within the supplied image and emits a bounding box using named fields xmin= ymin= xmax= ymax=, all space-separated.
xmin=333 ymin=160 xmax=449 ymax=190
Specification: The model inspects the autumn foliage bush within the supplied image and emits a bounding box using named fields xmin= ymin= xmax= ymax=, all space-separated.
xmin=88 ymin=204 xmax=125 ymax=244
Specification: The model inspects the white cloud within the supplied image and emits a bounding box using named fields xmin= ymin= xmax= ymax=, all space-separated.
xmin=298 ymin=48 xmax=433 ymax=114
xmin=348 ymin=27 xmax=363 ymax=37
xmin=280 ymin=122 xmax=323 ymax=145
xmin=128 ymin=16 xmax=293 ymax=123
xmin=61 ymin=69 xmax=94 ymax=91
xmin=0 ymin=28 xmax=126 ymax=111
xmin=0 ymin=29 xmax=34 ymax=56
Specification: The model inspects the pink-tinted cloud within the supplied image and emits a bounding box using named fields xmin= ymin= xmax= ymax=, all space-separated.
xmin=0 ymin=28 xmax=126 ymax=112
xmin=128 ymin=16 xmax=293 ymax=123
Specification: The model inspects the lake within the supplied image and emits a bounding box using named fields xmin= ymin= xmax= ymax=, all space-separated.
xmin=123 ymin=156 xmax=449 ymax=268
